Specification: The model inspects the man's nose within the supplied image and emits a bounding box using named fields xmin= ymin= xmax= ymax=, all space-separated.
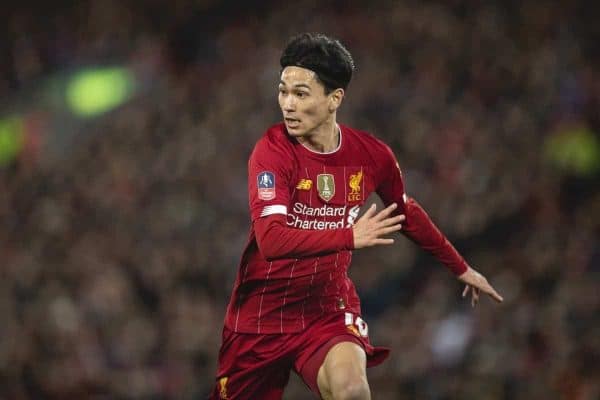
xmin=282 ymin=96 xmax=296 ymax=111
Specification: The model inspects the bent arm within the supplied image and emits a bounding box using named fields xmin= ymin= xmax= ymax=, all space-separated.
xmin=253 ymin=214 xmax=354 ymax=261
xmin=401 ymin=196 xmax=468 ymax=276
xmin=375 ymin=144 xmax=468 ymax=276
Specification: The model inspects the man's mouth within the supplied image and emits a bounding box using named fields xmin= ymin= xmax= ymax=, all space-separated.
xmin=285 ymin=117 xmax=300 ymax=127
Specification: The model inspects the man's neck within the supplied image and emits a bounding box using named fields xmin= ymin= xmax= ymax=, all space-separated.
xmin=298 ymin=119 xmax=339 ymax=153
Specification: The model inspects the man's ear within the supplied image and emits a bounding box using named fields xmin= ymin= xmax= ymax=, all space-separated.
xmin=329 ymin=88 xmax=344 ymax=112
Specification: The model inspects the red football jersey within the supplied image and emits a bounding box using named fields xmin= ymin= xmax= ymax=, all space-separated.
xmin=224 ymin=123 xmax=468 ymax=334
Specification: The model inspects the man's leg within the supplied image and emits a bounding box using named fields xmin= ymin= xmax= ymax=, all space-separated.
xmin=295 ymin=313 xmax=388 ymax=399
xmin=210 ymin=326 xmax=292 ymax=399
xmin=316 ymin=341 xmax=370 ymax=400
xmin=210 ymin=365 xmax=290 ymax=400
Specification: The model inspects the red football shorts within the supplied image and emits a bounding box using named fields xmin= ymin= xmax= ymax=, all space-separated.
xmin=209 ymin=311 xmax=389 ymax=400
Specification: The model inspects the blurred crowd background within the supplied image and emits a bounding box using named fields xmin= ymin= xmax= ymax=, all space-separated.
xmin=1 ymin=0 xmax=599 ymax=399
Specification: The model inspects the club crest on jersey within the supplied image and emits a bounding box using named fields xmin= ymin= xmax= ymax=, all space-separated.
xmin=317 ymin=174 xmax=335 ymax=202
xmin=296 ymin=178 xmax=312 ymax=190
xmin=257 ymin=171 xmax=275 ymax=200
xmin=348 ymin=171 xmax=363 ymax=202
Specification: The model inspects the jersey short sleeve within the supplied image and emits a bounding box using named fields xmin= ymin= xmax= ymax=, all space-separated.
xmin=248 ymin=136 xmax=295 ymax=221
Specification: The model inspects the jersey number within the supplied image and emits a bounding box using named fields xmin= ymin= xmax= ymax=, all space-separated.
xmin=345 ymin=312 xmax=368 ymax=337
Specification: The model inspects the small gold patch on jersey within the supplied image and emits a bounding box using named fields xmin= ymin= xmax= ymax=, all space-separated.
xmin=317 ymin=174 xmax=335 ymax=201
xmin=296 ymin=179 xmax=313 ymax=190
xmin=348 ymin=171 xmax=362 ymax=201
xmin=219 ymin=377 xmax=229 ymax=399
xmin=346 ymin=325 xmax=361 ymax=337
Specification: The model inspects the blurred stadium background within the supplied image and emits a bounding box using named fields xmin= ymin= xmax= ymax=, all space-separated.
xmin=1 ymin=0 xmax=598 ymax=399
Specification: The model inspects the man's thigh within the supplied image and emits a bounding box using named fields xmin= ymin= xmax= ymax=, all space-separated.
xmin=293 ymin=312 xmax=388 ymax=398
xmin=297 ymin=334 xmax=366 ymax=398
xmin=210 ymin=327 xmax=292 ymax=400
xmin=316 ymin=341 xmax=368 ymax=399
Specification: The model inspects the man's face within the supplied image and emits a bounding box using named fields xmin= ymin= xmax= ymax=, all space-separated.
xmin=278 ymin=66 xmax=336 ymax=137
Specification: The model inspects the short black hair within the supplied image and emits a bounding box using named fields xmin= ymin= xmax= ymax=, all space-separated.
xmin=280 ymin=33 xmax=355 ymax=93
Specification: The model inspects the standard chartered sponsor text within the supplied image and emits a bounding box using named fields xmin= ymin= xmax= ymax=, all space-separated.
xmin=287 ymin=202 xmax=355 ymax=230
xmin=292 ymin=202 xmax=346 ymax=217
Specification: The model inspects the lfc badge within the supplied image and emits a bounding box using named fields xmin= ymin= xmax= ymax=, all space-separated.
xmin=348 ymin=171 xmax=362 ymax=202
xmin=317 ymin=174 xmax=335 ymax=202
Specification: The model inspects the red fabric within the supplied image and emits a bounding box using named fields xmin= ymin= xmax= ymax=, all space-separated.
xmin=224 ymin=123 xmax=470 ymax=336
xmin=225 ymin=123 xmax=387 ymax=334
xmin=254 ymin=214 xmax=353 ymax=260
xmin=402 ymin=197 xmax=468 ymax=275
xmin=211 ymin=312 xmax=389 ymax=400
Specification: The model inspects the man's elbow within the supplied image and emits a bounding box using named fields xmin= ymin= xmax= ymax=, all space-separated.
xmin=256 ymin=240 xmax=284 ymax=261
xmin=255 ymin=227 xmax=285 ymax=261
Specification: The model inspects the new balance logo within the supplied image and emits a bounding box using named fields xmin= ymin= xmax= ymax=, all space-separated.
xmin=296 ymin=179 xmax=312 ymax=190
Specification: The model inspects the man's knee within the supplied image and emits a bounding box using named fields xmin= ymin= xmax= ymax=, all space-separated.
xmin=330 ymin=375 xmax=370 ymax=400
xmin=317 ymin=341 xmax=370 ymax=400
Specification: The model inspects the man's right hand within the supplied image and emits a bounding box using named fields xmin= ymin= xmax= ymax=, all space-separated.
xmin=352 ymin=203 xmax=405 ymax=249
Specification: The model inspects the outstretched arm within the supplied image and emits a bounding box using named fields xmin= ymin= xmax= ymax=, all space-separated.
xmin=376 ymin=145 xmax=503 ymax=306
xmin=400 ymin=196 xmax=468 ymax=276
xmin=396 ymin=196 xmax=503 ymax=306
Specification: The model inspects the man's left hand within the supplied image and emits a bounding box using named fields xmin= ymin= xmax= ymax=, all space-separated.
xmin=458 ymin=267 xmax=504 ymax=307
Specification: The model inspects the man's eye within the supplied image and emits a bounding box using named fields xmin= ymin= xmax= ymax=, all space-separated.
xmin=297 ymin=92 xmax=308 ymax=98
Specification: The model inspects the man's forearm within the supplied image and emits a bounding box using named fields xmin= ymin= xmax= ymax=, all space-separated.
xmin=254 ymin=215 xmax=354 ymax=261
xmin=401 ymin=197 xmax=468 ymax=275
